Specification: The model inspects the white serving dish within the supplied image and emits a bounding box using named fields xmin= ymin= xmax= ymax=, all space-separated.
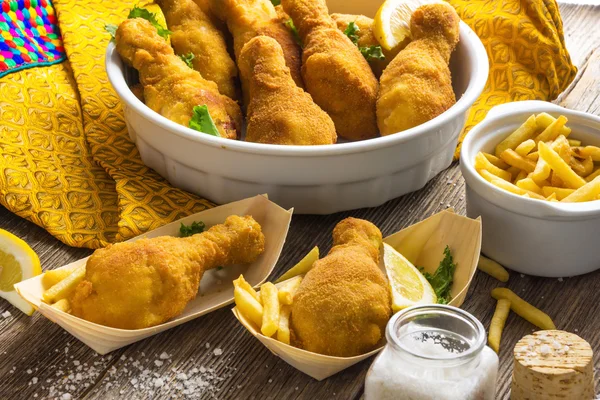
xmin=105 ymin=0 xmax=488 ymax=214
xmin=460 ymin=100 xmax=600 ymax=277
xmin=15 ymin=195 xmax=293 ymax=354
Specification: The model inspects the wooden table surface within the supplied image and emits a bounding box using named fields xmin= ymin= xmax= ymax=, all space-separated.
xmin=1 ymin=3 xmax=600 ymax=399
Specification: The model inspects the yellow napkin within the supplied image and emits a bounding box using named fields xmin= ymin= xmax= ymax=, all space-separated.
xmin=448 ymin=0 xmax=577 ymax=158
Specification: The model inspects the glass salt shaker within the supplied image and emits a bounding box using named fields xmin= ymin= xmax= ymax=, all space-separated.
xmin=365 ymin=305 xmax=498 ymax=400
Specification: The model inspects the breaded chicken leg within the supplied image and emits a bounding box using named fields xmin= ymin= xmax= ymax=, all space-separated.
xmin=115 ymin=18 xmax=243 ymax=139
xmin=238 ymin=36 xmax=336 ymax=145
xmin=291 ymin=218 xmax=392 ymax=357
xmin=71 ymin=215 xmax=265 ymax=329
xmin=377 ymin=3 xmax=460 ymax=135
xmin=281 ymin=0 xmax=379 ymax=141
xmin=209 ymin=0 xmax=303 ymax=106
xmin=157 ymin=0 xmax=239 ymax=101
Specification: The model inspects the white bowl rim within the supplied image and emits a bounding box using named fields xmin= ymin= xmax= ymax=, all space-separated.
xmin=460 ymin=100 xmax=600 ymax=219
xmin=105 ymin=21 xmax=488 ymax=157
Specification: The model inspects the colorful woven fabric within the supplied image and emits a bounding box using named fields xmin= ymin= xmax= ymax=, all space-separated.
xmin=0 ymin=0 xmax=65 ymax=77
xmin=447 ymin=0 xmax=578 ymax=158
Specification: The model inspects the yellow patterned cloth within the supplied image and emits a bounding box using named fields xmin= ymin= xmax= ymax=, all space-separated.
xmin=448 ymin=0 xmax=577 ymax=158
xmin=0 ymin=0 xmax=577 ymax=248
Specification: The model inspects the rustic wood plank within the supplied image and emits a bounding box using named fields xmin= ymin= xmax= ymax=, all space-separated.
xmin=0 ymin=3 xmax=599 ymax=400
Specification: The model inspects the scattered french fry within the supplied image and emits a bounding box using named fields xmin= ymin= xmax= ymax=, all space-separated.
xmin=483 ymin=152 xmax=510 ymax=169
xmin=50 ymin=298 xmax=71 ymax=313
xmin=538 ymin=141 xmax=586 ymax=189
xmin=491 ymin=288 xmax=555 ymax=330
xmin=275 ymin=246 xmax=319 ymax=283
xmin=500 ymin=149 xmax=536 ymax=173
xmin=477 ymin=255 xmax=509 ymax=282
xmin=234 ymin=286 xmax=263 ymax=327
xmin=535 ymin=112 xmax=571 ymax=137
xmin=495 ymin=115 xmax=538 ymax=157
xmin=260 ymin=282 xmax=280 ymax=337
xmin=541 ymin=186 xmax=575 ymax=200
xmin=233 ymin=275 xmax=261 ymax=302
xmin=488 ymin=299 xmax=511 ymax=353
xmin=562 ymin=176 xmax=600 ymax=202
xmin=277 ymin=305 xmax=292 ymax=345
xmin=475 ymin=152 xmax=512 ymax=181
xmin=42 ymin=267 xmax=76 ymax=289
xmin=277 ymin=276 xmax=303 ymax=305
xmin=515 ymin=139 xmax=536 ymax=156
xmin=42 ymin=265 xmax=86 ymax=304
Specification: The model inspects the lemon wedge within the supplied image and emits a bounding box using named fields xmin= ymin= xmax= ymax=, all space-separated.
xmin=373 ymin=0 xmax=441 ymax=51
xmin=0 ymin=229 xmax=41 ymax=315
xmin=383 ymin=243 xmax=436 ymax=312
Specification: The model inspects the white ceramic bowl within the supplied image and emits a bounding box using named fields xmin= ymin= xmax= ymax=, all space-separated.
xmin=460 ymin=101 xmax=600 ymax=277
xmin=105 ymin=0 xmax=488 ymax=214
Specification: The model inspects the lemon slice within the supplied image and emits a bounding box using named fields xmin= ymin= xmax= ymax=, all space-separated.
xmin=373 ymin=0 xmax=441 ymax=51
xmin=383 ymin=243 xmax=436 ymax=312
xmin=0 ymin=229 xmax=41 ymax=315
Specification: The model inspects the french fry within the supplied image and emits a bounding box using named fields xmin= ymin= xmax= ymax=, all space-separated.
xmin=538 ymin=141 xmax=586 ymax=189
xmin=489 ymin=177 xmax=545 ymax=199
xmin=275 ymin=246 xmax=319 ymax=283
xmin=572 ymin=146 xmax=600 ymax=161
xmin=42 ymin=267 xmax=76 ymax=289
xmin=479 ymin=169 xmax=498 ymax=183
xmin=50 ymin=298 xmax=71 ymax=313
xmin=277 ymin=305 xmax=292 ymax=345
xmin=475 ymin=152 xmax=512 ymax=181
xmin=495 ymin=115 xmax=538 ymax=157
xmin=500 ymin=149 xmax=536 ymax=173
xmin=526 ymin=152 xmax=539 ymax=162
xmin=477 ymin=255 xmax=509 ymax=282
xmin=277 ymin=276 xmax=303 ymax=305
xmin=514 ymin=170 xmax=527 ymax=183
xmin=42 ymin=265 xmax=86 ymax=304
xmin=535 ymin=112 xmax=571 ymax=137
xmin=570 ymin=156 xmax=594 ymax=177
xmin=541 ymin=186 xmax=575 ymax=200
xmin=515 ymin=139 xmax=536 ymax=156
xmin=534 ymin=115 xmax=568 ymax=142
xmin=491 ymin=288 xmax=555 ymax=330
xmin=550 ymin=172 xmax=564 ymax=188
xmin=561 ymin=176 xmax=600 ymax=202
xmin=516 ymin=178 xmax=543 ymax=195
xmin=529 ymin=157 xmax=552 ymax=185
xmin=507 ymin=166 xmax=521 ymax=180
xmin=233 ymin=275 xmax=260 ymax=302
xmin=483 ymin=152 xmax=510 ymax=169
xmin=552 ymin=135 xmax=572 ymax=164
xmin=586 ymin=168 xmax=600 ymax=182
xmin=568 ymin=139 xmax=581 ymax=147
xmin=488 ymin=299 xmax=511 ymax=353
xmin=546 ymin=192 xmax=558 ymax=201
xmin=234 ymin=286 xmax=263 ymax=327
xmin=260 ymin=282 xmax=280 ymax=337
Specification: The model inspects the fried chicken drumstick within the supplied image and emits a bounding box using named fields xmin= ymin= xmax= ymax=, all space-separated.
xmin=238 ymin=36 xmax=336 ymax=145
xmin=71 ymin=215 xmax=265 ymax=329
xmin=156 ymin=0 xmax=239 ymax=101
xmin=291 ymin=218 xmax=392 ymax=357
xmin=115 ymin=18 xmax=243 ymax=139
xmin=377 ymin=3 xmax=460 ymax=135
xmin=281 ymin=0 xmax=379 ymax=141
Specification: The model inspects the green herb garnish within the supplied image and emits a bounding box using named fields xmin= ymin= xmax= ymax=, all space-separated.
xmin=420 ymin=246 xmax=456 ymax=304
xmin=179 ymin=52 xmax=195 ymax=69
xmin=189 ymin=105 xmax=220 ymax=137
xmin=180 ymin=221 xmax=206 ymax=237
xmin=128 ymin=5 xmax=172 ymax=39
xmin=270 ymin=0 xmax=281 ymax=5
xmin=285 ymin=19 xmax=302 ymax=47
xmin=343 ymin=21 xmax=386 ymax=63
xmin=105 ymin=24 xmax=118 ymax=41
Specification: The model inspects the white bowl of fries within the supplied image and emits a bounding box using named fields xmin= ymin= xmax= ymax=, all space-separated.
xmin=460 ymin=100 xmax=600 ymax=277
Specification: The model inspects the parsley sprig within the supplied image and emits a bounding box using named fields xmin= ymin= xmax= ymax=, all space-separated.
xmin=343 ymin=21 xmax=386 ymax=62
xmin=419 ymin=246 xmax=456 ymax=304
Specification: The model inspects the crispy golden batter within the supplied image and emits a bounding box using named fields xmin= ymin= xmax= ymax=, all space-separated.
xmin=115 ymin=18 xmax=242 ymax=139
xmin=71 ymin=215 xmax=265 ymax=329
xmin=210 ymin=0 xmax=303 ymax=106
xmin=377 ymin=3 xmax=460 ymax=135
xmin=281 ymin=0 xmax=379 ymax=141
xmin=291 ymin=218 xmax=391 ymax=357
xmin=157 ymin=0 xmax=239 ymax=101
xmin=330 ymin=13 xmax=402 ymax=77
xmin=238 ymin=36 xmax=336 ymax=145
